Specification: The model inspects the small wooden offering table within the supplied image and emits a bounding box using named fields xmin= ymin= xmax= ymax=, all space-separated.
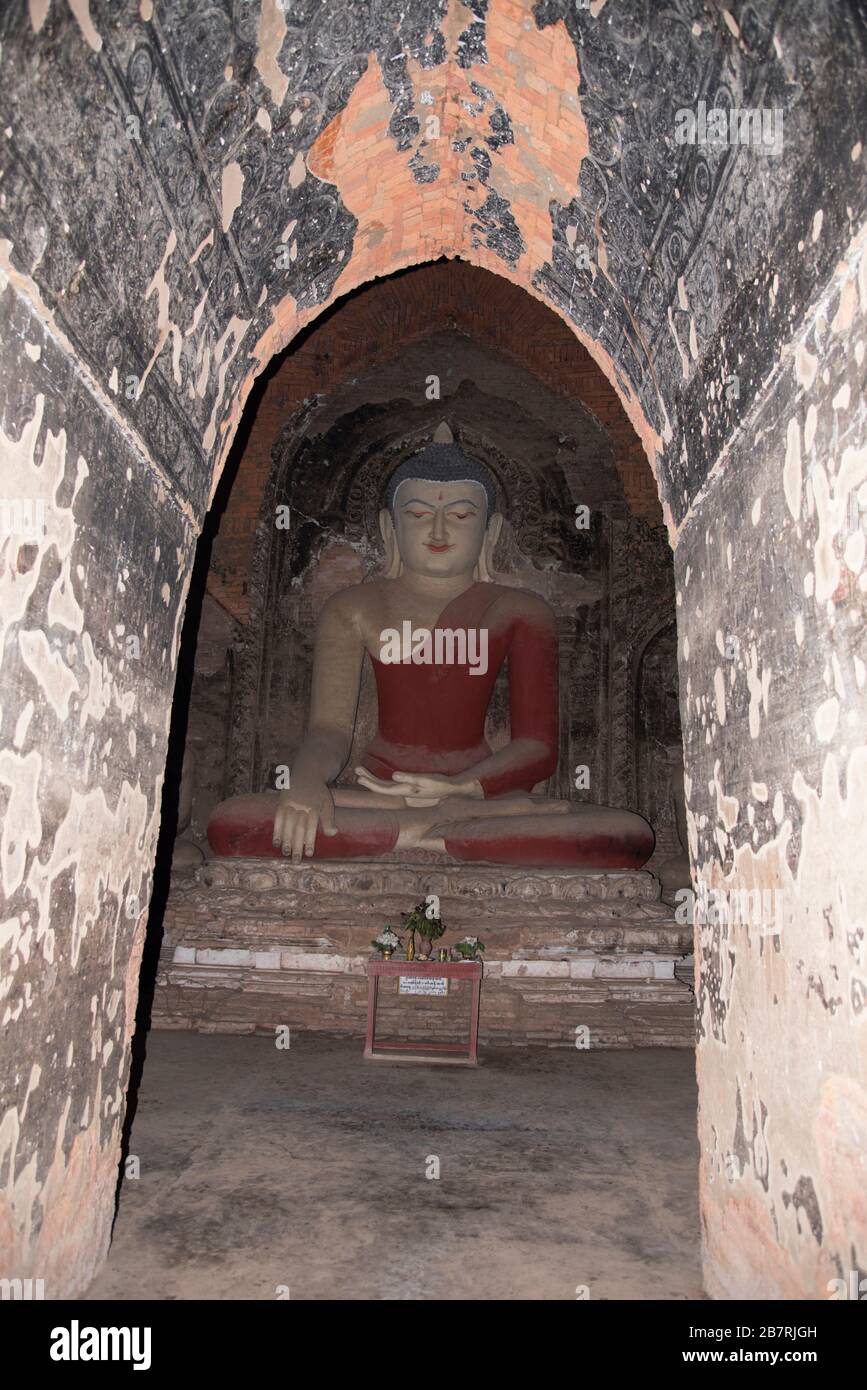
xmin=363 ymin=957 xmax=483 ymax=1065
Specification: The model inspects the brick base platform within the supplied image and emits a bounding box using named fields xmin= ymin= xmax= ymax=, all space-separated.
xmin=151 ymin=859 xmax=696 ymax=1048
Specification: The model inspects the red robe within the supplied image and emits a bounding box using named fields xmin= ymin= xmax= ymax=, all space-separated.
xmin=361 ymin=581 xmax=558 ymax=796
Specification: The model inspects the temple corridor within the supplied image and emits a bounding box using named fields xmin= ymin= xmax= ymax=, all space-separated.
xmin=0 ymin=0 xmax=865 ymax=1321
xmin=84 ymin=1035 xmax=702 ymax=1302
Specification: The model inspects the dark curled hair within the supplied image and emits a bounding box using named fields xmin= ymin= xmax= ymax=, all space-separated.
xmin=384 ymin=443 xmax=498 ymax=519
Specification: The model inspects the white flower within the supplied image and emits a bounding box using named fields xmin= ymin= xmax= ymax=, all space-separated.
xmin=377 ymin=929 xmax=400 ymax=947
xmin=461 ymin=936 xmax=478 ymax=946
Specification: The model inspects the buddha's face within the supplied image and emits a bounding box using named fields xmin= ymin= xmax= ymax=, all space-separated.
xmin=391 ymin=478 xmax=489 ymax=577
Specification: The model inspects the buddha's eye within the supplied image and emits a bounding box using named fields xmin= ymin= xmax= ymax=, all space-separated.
xmin=448 ymin=511 xmax=471 ymax=520
xmin=406 ymin=510 xmax=432 ymax=520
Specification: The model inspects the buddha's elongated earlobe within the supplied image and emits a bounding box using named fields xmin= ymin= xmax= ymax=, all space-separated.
xmin=474 ymin=511 xmax=503 ymax=582
xmin=379 ymin=508 xmax=403 ymax=578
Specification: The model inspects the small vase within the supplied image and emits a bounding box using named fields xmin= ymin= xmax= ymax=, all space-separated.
xmin=406 ymin=933 xmax=416 ymax=962
xmin=418 ymin=937 xmax=433 ymax=960
xmin=381 ymin=947 xmax=394 ymax=959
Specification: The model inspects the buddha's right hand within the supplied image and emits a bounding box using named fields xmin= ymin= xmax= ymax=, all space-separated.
xmin=272 ymin=782 xmax=338 ymax=862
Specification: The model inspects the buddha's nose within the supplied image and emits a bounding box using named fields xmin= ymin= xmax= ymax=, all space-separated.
xmin=430 ymin=507 xmax=447 ymax=541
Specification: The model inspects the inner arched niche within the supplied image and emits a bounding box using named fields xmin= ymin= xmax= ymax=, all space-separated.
xmin=176 ymin=261 xmax=677 ymax=864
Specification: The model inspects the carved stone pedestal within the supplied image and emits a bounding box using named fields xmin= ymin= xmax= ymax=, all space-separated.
xmin=152 ymin=859 xmax=696 ymax=1048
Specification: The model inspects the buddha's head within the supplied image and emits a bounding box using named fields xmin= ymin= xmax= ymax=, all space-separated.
xmin=379 ymin=426 xmax=503 ymax=581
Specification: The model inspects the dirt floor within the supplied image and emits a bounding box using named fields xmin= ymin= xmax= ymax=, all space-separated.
xmin=85 ymin=1033 xmax=703 ymax=1301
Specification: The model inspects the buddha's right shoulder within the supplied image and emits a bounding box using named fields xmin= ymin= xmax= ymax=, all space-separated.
xmin=319 ymin=580 xmax=383 ymax=623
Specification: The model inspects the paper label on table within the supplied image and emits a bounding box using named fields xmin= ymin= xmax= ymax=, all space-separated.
xmin=399 ymin=976 xmax=449 ymax=996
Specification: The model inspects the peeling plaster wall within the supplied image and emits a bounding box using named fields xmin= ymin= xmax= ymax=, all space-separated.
xmin=678 ymin=231 xmax=867 ymax=1299
xmin=0 ymin=276 xmax=195 ymax=1295
xmin=0 ymin=0 xmax=864 ymax=1297
xmin=2 ymin=1 xmax=862 ymax=528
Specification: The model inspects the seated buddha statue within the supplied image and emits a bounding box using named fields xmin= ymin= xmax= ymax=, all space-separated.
xmin=208 ymin=426 xmax=653 ymax=870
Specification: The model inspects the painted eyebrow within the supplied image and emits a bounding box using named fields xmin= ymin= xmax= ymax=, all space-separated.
xmin=400 ymin=498 xmax=481 ymax=509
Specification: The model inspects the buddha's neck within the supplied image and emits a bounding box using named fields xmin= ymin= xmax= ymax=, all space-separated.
xmin=396 ymin=569 xmax=477 ymax=602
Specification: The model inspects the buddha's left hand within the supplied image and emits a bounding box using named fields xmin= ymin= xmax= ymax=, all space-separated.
xmin=354 ymin=767 xmax=483 ymax=805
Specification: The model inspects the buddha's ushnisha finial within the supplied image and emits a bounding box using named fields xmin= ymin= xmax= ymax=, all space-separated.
xmin=433 ymin=421 xmax=454 ymax=445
